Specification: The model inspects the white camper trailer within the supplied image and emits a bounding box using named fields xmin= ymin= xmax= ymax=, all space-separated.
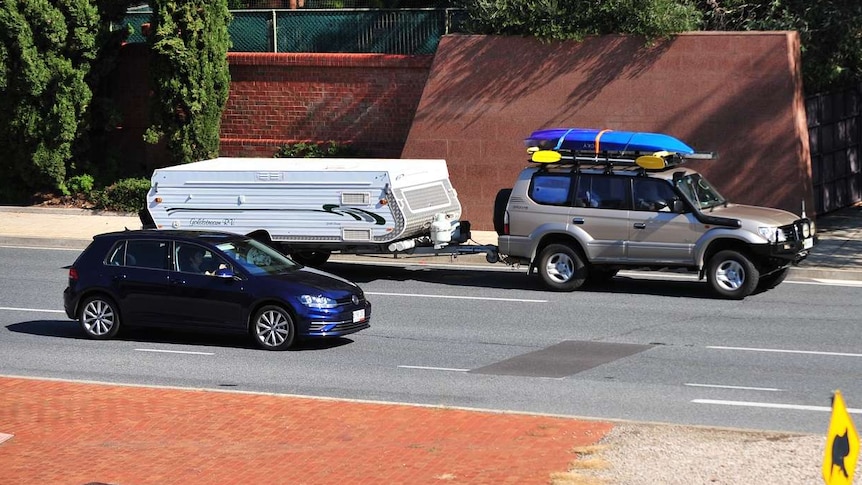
xmin=143 ymin=157 xmax=497 ymax=265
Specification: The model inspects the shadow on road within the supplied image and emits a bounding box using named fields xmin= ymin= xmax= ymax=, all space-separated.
xmin=323 ymin=261 xmax=722 ymax=299
xmin=6 ymin=320 xmax=355 ymax=351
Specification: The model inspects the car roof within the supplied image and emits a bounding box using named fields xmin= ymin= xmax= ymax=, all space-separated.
xmin=93 ymin=229 xmax=246 ymax=244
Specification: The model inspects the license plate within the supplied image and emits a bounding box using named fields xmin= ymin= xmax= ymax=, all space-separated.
xmin=353 ymin=309 xmax=365 ymax=323
xmin=803 ymin=237 xmax=814 ymax=249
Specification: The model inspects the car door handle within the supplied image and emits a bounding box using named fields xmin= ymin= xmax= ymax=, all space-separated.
xmin=633 ymin=223 xmax=646 ymax=229
xmin=572 ymin=218 xmax=585 ymax=224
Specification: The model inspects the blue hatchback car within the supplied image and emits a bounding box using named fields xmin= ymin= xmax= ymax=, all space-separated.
xmin=63 ymin=230 xmax=371 ymax=350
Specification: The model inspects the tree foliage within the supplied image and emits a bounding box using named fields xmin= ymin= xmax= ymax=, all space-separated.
xmin=696 ymin=0 xmax=862 ymax=92
xmin=456 ymin=0 xmax=702 ymax=41
xmin=0 ymin=0 xmax=100 ymax=200
xmin=145 ymin=0 xmax=232 ymax=166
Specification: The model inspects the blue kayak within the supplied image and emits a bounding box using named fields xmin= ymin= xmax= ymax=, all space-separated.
xmin=525 ymin=128 xmax=695 ymax=155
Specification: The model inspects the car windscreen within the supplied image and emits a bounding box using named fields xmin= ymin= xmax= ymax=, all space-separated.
xmin=216 ymin=239 xmax=299 ymax=275
xmin=675 ymin=173 xmax=726 ymax=210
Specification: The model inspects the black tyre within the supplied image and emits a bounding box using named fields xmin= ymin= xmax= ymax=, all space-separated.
xmin=493 ymin=188 xmax=513 ymax=236
xmin=78 ymin=295 xmax=121 ymax=340
xmin=707 ymin=250 xmax=759 ymax=299
xmin=758 ymin=267 xmax=789 ymax=290
xmin=251 ymin=305 xmax=296 ymax=350
xmin=587 ymin=266 xmax=619 ymax=286
xmin=291 ymin=250 xmax=331 ymax=267
xmin=537 ymin=243 xmax=588 ymax=291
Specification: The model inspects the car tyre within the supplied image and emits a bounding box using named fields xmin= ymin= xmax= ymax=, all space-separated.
xmin=587 ymin=266 xmax=619 ymax=286
xmin=537 ymin=243 xmax=588 ymax=291
xmin=78 ymin=295 xmax=121 ymax=340
xmin=252 ymin=305 xmax=296 ymax=350
xmin=707 ymin=250 xmax=759 ymax=299
xmin=291 ymin=250 xmax=331 ymax=267
xmin=757 ymin=267 xmax=789 ymax=290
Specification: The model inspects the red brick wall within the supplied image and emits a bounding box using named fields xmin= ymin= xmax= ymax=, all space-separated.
xmin=404 ymin=33 xmax=813 ymax=230
xmin=110 ymin=47 xmax=432 ymax=170
xmin=113 ymin=33 xmax=812 ymax=232
xmin=220 ymin=53 xmax=433 ymax=158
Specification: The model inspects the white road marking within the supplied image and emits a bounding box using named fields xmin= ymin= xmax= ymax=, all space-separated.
xmin=134 ymin=348 xmax=214 ymax=356
xmin=398 ymin=365 xmax=469 ymax=372
xmin=692 ymin=399 xmax=862 ymax=414
xmin=788 ymin=279 xmax=862 ymax=287
xmin=0 ymin=306 xmax=64 ymax=314
xmin=708 ymin=345 xmax=862 ymax=358
xmin=366 ymin=292 xmax=547 ymax=303
xmin=684 ymin=383 xmax=783 ymax=392
xmin=0 ymin=245 xmax=82 ymax=251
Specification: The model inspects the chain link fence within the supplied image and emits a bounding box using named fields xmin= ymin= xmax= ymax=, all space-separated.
xmin=121 ymin=8 xmax=464 ymax=55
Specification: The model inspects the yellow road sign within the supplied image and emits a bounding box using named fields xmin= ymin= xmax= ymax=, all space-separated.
xmin=824 ymin=390 xmax=860 ymax=485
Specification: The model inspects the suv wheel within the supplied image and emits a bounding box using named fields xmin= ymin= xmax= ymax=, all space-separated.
xmin=493 ymin=188 xmax=512 ymax=236
xmin=537 ymin=244 xmax=588 ymax=291
xmin=758 ymin=267 xmax=789 ymax=290
xmin=707 ymin=250 xmax=759 ymax=299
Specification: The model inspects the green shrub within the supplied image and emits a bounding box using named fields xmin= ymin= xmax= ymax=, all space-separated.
xmin=275 ymin=141 xmax=361 ymax=158
xmin=65 ymin=174 xmax=96 ymax=196
xmin=92 ymin=177 xmax=151 ymax=213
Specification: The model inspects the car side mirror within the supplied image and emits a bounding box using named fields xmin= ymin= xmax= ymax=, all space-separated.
xmin=214 ymin=267 xmax=236 ymax=279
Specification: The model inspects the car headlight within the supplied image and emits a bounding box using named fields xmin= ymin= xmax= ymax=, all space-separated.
xmin=300 ymin=294 xmax=337 ymax=309
xmin=758 ymin=226 xmax=786 ymax=243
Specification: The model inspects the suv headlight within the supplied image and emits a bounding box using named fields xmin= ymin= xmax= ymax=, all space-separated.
xmin=803 ymin=221 xmax=814 ymax=238
xmin=758 ymin=226 xmax=786 ymax=243
xmin=300 ymin=294 xmax=337 ymax=309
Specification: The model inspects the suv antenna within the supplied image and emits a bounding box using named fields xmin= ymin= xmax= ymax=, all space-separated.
xmin=801 ymin=199 xmax=807 ymax=219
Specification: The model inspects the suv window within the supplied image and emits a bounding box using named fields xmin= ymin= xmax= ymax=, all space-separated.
xmin=632 ymin=178 xmax=677 ymax=212
xmin=529 ymin=173 xmax=572 ymax=206
xmin=576 ymin=174 xmax=628 ymax=209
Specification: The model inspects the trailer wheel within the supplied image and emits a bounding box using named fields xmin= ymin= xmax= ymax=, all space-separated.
xmin=291 ymin=250 xmax=331 ymax=267
xmin=493 ymin=188 xmax=513 ymax=236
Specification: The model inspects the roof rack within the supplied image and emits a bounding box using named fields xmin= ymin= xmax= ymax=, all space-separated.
xmin=527 ymin=147 xmax=716 ymax=174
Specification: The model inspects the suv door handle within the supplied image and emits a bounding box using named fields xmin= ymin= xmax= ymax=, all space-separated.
xmin=633 ymin=222 xmax=646 ymax=229
xmin=572 ymin=218 xmax=584 ymax=225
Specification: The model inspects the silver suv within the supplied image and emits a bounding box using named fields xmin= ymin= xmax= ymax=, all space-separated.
xmin=495 ymin=141 xmax=816 ymax=299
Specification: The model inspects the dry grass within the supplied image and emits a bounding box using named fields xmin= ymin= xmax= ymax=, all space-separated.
xmin=548 ymin=443 xmax=613 ymax=485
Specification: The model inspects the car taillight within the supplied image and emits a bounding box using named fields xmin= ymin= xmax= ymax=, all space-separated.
xmin=69 ymin=268 xmax=78 ymax=281
xmin=503 ymin=211 xmax=510 ymax=235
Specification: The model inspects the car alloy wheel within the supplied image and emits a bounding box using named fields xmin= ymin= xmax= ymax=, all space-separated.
xmin=252 ymin=305 xmax=296 ymax=350
xmin=79 ymin=296 xmax=121 ymax=339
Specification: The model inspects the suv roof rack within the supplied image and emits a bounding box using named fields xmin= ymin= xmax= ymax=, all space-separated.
xmin=528 ymin=147 xmax=716 ymax=172
xmin=524 ymin=127 xmax=717 ymax=173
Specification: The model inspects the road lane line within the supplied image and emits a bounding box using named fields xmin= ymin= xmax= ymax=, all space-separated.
xmin=707 ymin=345 xmax=862 ymax=358
xmin=0 ymin=306 xmax=64 ymax=314
xmin=398 ymin=365 xmax=469 ymax=372
xmin=692 ymin=399 xmax=862 ymax=414
xmin=0 ymin=245 xmax=81 ymax=251
xmin=134 ymin=348 xmax=214 ymax=356
xmin=685 ymin=383 xmax=783 ymax=392
xmin=366 ymin=292 xmax=547 ymax=303
xmin=789 ymin=279 xmax=862 ymax=287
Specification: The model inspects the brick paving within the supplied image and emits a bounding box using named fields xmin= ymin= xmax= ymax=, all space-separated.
xmin=0 ymin=376 xmax=613 ymax=485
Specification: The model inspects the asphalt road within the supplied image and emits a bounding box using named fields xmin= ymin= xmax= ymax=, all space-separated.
xmin=2 ymin=245 xmax=862 ymax=434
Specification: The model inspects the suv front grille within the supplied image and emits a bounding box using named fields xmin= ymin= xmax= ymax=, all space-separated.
xmin=779 ymin=219 xmax=810 ymax=242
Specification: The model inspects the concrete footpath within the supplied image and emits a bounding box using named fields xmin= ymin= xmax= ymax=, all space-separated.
xmin=0 ymin=204 xmax=861 ymax=484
